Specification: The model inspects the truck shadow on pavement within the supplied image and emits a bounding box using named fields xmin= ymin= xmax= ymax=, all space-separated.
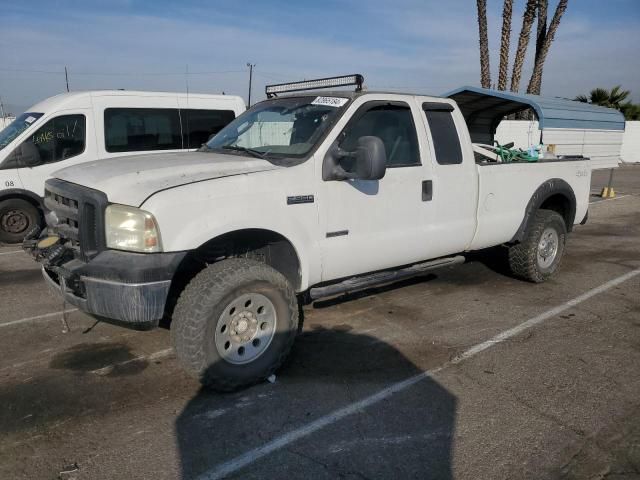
xmin=176 ymin=325 xmax=457 ymax=480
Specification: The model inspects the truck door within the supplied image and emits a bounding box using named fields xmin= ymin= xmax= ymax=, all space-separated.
xmin=15 ymin=111 xmax=95 ymax=197
xmin=319 ymin=98 xmax=434 ymax=282
xmin=419 ymin=102 xmax=478 ymax=256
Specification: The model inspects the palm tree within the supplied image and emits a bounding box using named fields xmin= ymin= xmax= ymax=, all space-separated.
xmin=534 ymin=0 xmax=548 ymax=62
xmin=527 ymin=0 xmax=569 ymax=95
xmin=620 ymin=102 xmax=640 ymax=121
xmin=476 ymin=0 xmax=491 ymax=88
xmin=575 ymin=86 xmax=631 ymax=109
xmin=510 ymin=0 xmax=538 ymax=92
xmin=497 ymin=0 xmax=514 ymax=90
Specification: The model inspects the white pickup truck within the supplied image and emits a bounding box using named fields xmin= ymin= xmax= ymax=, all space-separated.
xmin=26 ymin=75 xmax=590 ymax=390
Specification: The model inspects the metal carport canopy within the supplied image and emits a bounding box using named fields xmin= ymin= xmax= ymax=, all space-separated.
xmin=444 ymin=86 xmax=625 ymax=144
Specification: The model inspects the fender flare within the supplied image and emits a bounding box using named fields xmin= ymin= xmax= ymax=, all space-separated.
xmin=0 ymin=188 xmax=44 ymax=209
xmin=510 ymin=178 xmax=577 ymax=243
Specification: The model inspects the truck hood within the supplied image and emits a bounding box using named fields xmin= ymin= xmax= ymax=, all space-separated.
xmin=53 ymin=152 xmax=281 ymax=206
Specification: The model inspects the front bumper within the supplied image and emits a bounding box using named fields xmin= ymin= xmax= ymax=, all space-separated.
xmin=40 ymin=249 xmax=186 ymax=329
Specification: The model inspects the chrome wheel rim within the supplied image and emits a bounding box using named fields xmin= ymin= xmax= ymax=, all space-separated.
xmin=537 ymin=227 xmax=559 ymax=269
xmin=214 ymin=293 xmax=277 ymax=365
xmin=1 ymin=209 xmax=29 ymax=234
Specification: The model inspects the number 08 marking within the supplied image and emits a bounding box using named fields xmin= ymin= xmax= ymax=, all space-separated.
xmin=4 ymin=181 xmax=15 ymax=187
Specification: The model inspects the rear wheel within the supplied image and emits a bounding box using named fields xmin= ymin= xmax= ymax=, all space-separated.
xmin=171 ymin=258 xmax=299 ymax=391
xmin=0 ymin=199 xmax=41 ymax=244
xmin=508 ymin=209 xmax=567 ymax=283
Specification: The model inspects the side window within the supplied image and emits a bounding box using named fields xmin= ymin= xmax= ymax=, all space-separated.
xmin=182 ymin=109 xmax=236 ymax=148
xmin=104 ymin=108 xmax=181 ymax=153
xmin=339 ymin=103 xmax=420 ymax=167
xmin=9 ymin=114 xmax=85 ymax=167
xmin=423 ymin=104 xmax=463 ymax=165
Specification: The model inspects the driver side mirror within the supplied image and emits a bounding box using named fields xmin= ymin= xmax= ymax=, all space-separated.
xmin=323 ymin=136 xmax=387 ymax=181
xmin=11 ymin=142 xmax=42 ymax=168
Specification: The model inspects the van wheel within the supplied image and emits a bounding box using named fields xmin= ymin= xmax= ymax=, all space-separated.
xmin=0 ymin=199 xmax=41 ymax=244
xmin=171 ymin=258 xmax=299 ymax=391
xmin=508 ymin=209 xmax=567 ymax=283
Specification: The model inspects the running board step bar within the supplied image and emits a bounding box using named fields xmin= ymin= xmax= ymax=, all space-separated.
xmin=309 ymin=255 xmax=465 ymax=300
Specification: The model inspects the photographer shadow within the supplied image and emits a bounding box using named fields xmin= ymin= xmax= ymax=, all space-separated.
xmin=176 ymin=325 xmax=456 ymax=479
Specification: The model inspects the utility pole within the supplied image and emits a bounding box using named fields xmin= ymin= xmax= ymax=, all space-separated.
xmin=64 ymin=66 xmax=70 ymax=92
xmin=246 ymin=62 xmax=255 ymax=108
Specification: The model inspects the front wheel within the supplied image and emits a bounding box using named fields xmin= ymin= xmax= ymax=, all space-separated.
xmin=508 ymin=209 xmax=567 ymax=283
xmin=0 ymin=198 xmax=42 ymax=244
xmin=171 ymin=258 xmax=299 ymax=391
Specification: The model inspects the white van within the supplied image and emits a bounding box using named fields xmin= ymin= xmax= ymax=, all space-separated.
xmin=0 ymin=90 xmax=245 ymax=242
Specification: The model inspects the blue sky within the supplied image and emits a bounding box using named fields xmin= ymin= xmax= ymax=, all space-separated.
xmin=1 ymin=0 xmax=639 ymax=113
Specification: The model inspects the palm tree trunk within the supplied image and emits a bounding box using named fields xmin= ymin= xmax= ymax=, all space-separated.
xmin=476 ymin=0 xmax=491 ymax=88
xmin=526 ymin=0 xmax=547 ymax=96
xmin=534 ymin=0 xmax=548 ymax=64
xmin=497 ymin=0 xmax=514 ymax=90
xmin=527 ymin=0 xmax=568 ymax=95
xmin=509 ymin=0 xmax=537 ymax=92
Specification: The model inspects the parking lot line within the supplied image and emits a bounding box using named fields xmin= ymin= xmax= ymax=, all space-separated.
xmin=0 ymin=309 xmax=78 ymax=328
xmin=199 ymin=267 xmax=640 ymax=480
xmin=589 ymin=194 xmax=631 ymax=204
xmin=0 ymin=250 xmax=23 ymax=256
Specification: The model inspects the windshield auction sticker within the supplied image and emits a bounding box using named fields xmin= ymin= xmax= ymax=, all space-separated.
xmin=25 ymin=116 xmax=37 ymax=124
xmin=311 ymin=96 xmax=349 ymax=108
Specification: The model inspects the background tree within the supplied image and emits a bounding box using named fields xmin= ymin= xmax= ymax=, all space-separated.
xmin=534 ymin=0 xmax=548 ymax=64
xmin=476 ymin=0 xmax=492 ymax=88
xmin=575 ymin=86 xmax=631 ymax=109
xmin=620 ymin=102 xmax=640 ymax=121
xmin=526 ymin=0 xmax=568 ymax=94
xmin=497 ymin=0 xmax=514 ymax=90
xmin=510 ymin=0 xmax=538 ymax=92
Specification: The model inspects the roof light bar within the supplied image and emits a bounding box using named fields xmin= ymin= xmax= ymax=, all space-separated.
xmin=265 ymin=74 xmax=364 ymax=97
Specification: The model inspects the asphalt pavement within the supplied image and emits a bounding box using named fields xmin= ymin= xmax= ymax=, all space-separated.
xmin=0 ymin=165 xmax=638 ymax=480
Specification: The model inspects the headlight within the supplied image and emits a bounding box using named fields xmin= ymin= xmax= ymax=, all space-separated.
xmin=105 ymin=204 xmax=162 ymax=253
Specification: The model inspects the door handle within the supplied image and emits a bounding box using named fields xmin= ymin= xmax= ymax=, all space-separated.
xmin=422 ymin=180 xmax=433 ymax=201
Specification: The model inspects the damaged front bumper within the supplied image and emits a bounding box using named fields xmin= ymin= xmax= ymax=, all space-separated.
xmin=37 ymin=248 xmax=186 ymax=329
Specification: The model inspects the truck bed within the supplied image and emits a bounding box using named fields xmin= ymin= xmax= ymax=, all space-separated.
xmin=470 ymin=159 xmax=591 ymax=250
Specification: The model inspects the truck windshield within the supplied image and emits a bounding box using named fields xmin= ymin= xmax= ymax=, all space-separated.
xmin=204 ymin=96 xmax=349 ymax=162
xmin=0 ymin=112 xmax=44 ymax=151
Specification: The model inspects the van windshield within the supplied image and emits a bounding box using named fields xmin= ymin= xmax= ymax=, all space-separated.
xmin=0 ymin=113 xmax=44 ymax=151
xmin=204 ymin=96 xmax=349 ymax=163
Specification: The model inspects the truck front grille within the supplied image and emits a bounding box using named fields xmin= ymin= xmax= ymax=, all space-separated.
xmin=44 ymin=179 xmax=108 ymax=260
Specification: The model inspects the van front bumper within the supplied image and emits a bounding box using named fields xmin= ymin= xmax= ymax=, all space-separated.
xmin=40 ymin=249 xmax=186 ymax=329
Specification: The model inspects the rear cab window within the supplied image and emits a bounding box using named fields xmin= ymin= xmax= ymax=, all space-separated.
xmin=422 ymin=102 xmax=463 ymax=165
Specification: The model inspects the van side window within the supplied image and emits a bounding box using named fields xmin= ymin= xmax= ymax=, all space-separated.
xmin=423 ymin=104 xmax=463 ymax=165
xmin=182 ymin=109 xmax=236 ymax=148
xmin=104 ymin=108 xmax=181 ymax=153
xmin=340 ymin=103 xmax=420 ymax=167
xmin=8 ymin=114 xmax=85 ymax=168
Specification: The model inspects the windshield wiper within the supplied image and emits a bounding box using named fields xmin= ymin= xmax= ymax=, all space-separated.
xmin=221 ymin=145 xmax=268 ymax=159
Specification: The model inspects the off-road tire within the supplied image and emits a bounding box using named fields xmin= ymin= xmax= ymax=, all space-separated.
xmin=0 ymin=198 xmax=41 ymax=244
xmin=508 ymin=209 xmax=567 ymax=283
xmin=171 ymin=258 xmax=299 ymax=391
